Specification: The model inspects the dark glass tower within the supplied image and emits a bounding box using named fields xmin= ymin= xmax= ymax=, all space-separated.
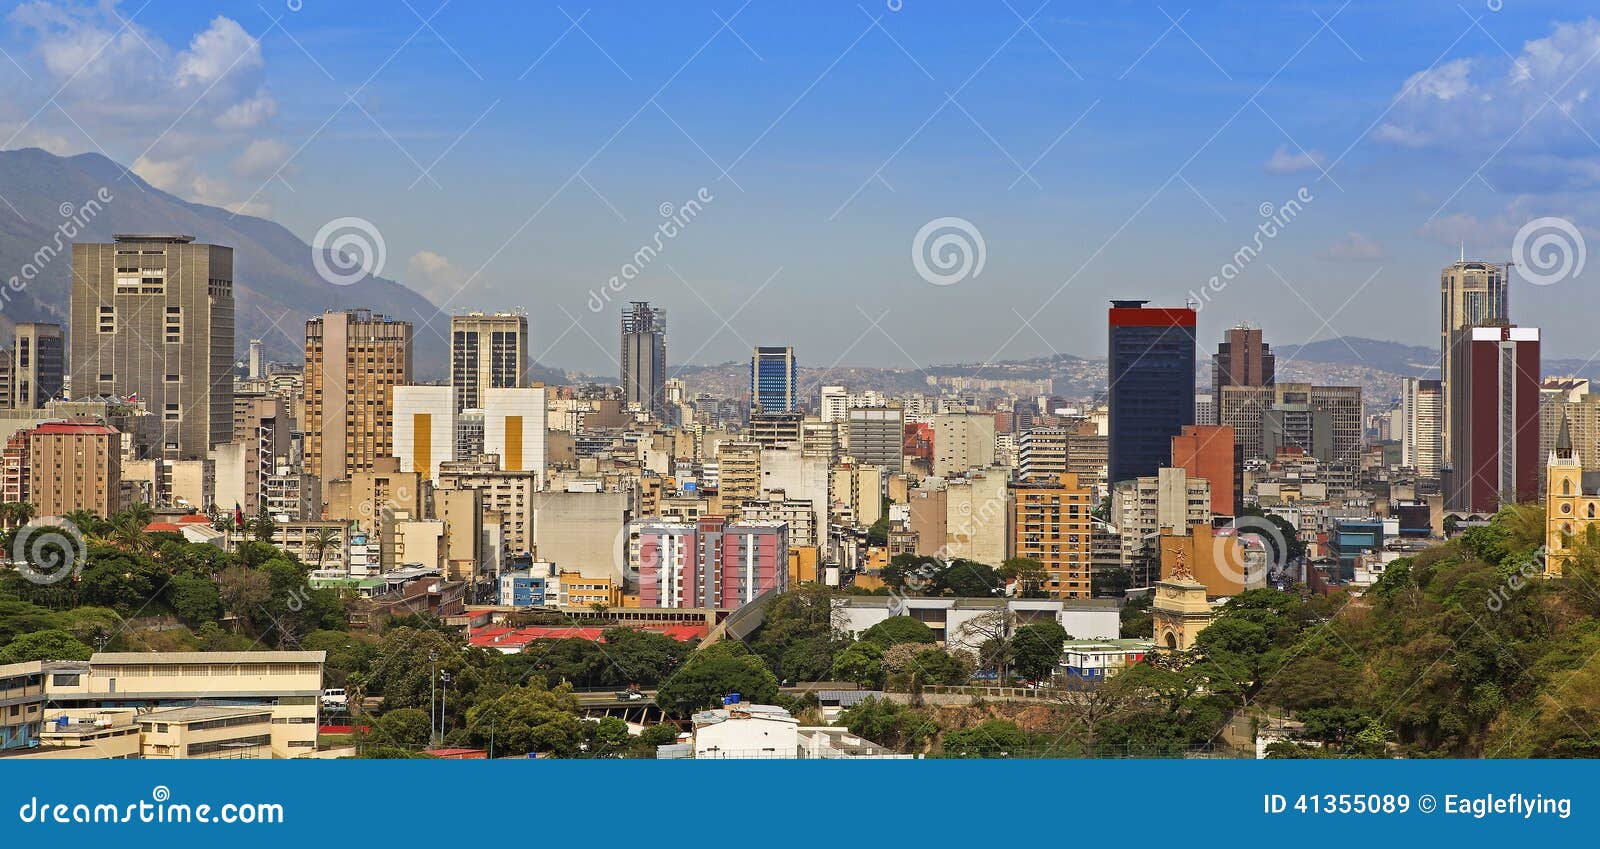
xmin=1107 ymin=300 xmax=1197 ymax=485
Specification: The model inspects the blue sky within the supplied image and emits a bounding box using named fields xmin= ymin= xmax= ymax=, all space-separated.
xmin=3 ymin=0 xmax=1599 ymax=374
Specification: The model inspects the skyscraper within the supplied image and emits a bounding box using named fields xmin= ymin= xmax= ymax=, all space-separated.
xmin=70 ymin=235 xmax=234 ymax=459
xmin=750 ymin=346 xmax=797 ymax=413
xmin=12 ymin=322 xmax=63 ymax=409
xmin=1107 ymin=300 xmax=1196 ymax=485
xmin=1401 ymin=377 xmax=1443 ymax=480
xmin=1446 ymin=325 xmax=1539 ymax=512
xmin=451 ymin=312 xmax=529 ymax=412
xmin=620 ymin=302 xmax=667 ymax=419
xmin=304 ymin=310 xmax=413 ymax=495
xmin=1440 ymin=259 xmax=1509 ymax=463
xmin=1213 ymin=324 xmax=1274 ymax=392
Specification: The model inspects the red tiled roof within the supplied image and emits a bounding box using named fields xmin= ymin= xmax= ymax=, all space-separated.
xmin=145 ymin=522 xmax=183 ymax=533
xmin=33 ymin=421 xmax=119 ymax=435
xmin=175 ymin=514 xmax=212 ymax=524
xmin=468 ymin=622 xmax=707 ymax=649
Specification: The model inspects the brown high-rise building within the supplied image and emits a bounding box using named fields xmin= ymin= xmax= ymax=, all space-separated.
xmin=233 ymin=391 xmax=290 ymax=515
xmin=28 ymin=421 xmax=120 ymax=517
xmin=70 ymin=235 xmax=235 ymax=459
xmin=1012 ymin=472 xmax=1094 ymax=599
xmin=304 ymin=310 xmax=413 ymax=497
xmin=1213 ymin=324 xmax=1275 ymax=392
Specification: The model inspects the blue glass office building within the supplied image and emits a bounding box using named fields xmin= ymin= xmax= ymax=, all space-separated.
xmin=751 ymin=346 xmax=797 ymax=413
xmin=1107 ymin=300 xmax=1197 ymax=485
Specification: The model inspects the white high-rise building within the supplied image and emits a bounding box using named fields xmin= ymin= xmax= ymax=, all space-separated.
xmin=819 ymin=385 xmax=848 ymax=422
xmin=484 ymin=387 xmax=548 ymax=485
xmin=1401 ymin=377 xmax=1443 ymax=480
xmin=393 ymin=385 xmax=455 ymax=482
xmin=933 ymin=411 xmax=997 ymax=477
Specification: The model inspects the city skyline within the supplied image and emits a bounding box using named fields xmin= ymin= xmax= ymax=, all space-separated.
xmin=1 ymin=3 xmax=1598 ymax=375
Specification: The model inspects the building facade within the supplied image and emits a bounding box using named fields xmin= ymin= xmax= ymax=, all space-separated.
xmin=751 ymin=346 xmax=798 ymax=413
xmin=1446 ymin=325 xmax=1540 ymax=512
xmin=70 ymin=235 xmax=234 ymax=459
xmin=1107 ymin=300 xmax=1196 ymax=486
xmin=620 ymin=302 xmax=667 ymax=419
xmin=304 ymin=310 xmax=413 ymax=496
xmin=450 ymin=312 xmax=529 ymax=412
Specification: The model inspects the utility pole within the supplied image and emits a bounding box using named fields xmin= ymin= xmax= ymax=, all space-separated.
xmin=428 ymin=650 xmax=438 ymax=747
xmin=439 ymin=671 xmax=452 ymax=744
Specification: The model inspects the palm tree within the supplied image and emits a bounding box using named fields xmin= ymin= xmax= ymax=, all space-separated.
xmin=107 ymin=516 xmax=153 ymax=555
xmin=121 ymin=502 xmax=154 ymax=527
xmin=308 ymin=527 xmax=341 ymax=570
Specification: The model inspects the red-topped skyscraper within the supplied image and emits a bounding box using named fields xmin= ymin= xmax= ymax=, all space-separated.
xmin=1107 ymin=300 xmax=1197 ymax=486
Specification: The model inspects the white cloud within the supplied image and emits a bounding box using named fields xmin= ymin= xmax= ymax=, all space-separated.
xmin=6 ymin=3 xmax=285 ymax=208
xmin=1324 ymin=231 xmax=1386 ymax=261
xmin=232 ymin=139 xmax=290 ymax=177
xmin=1262 ymin=145 xmax=1325 ymax=175
xmin=176 ymin=16 xmax=262 ymax=88
xmin=1376 ymin=18 xmax=1600 ymax=188
xmin=407 ymin=251 xmax=468 ymax=301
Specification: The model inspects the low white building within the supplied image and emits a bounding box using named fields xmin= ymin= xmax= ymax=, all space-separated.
xmin=673 ymin=703 xmax=911 ymax=759
xmin=832 ymin=596 xmax=1120 ymax=647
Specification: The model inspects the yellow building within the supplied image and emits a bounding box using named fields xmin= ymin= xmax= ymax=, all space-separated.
xmin=1545 ymin=444 xmax=1593 ymax=576
xmin=560 ymin=572 xmax=623 ymax=608
xmin=1151 ymin=550 xmax=1214 ymax=651
xmin=137 ymin=706 xmax=275 ymax=759
xmin=1011 ymin=472 xmax=1093 ymax=598
xmin=1158 ymin=524 xmax=1267 ymax=598
xmin=43 ymin=651 xmax=324 ymax=757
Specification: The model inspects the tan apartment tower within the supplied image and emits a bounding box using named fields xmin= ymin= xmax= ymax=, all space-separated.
xmin=70 ymin=235 xmax=234 ymax=459
xmin=304 ymin=310 xmax=412 ymax=499
xmin=451 ymin=311 xmax=529 ymax=412
xmin=1440 ymin=259 xmax=1508 ymax=463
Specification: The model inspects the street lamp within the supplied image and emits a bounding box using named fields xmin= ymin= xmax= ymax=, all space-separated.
xmin=439 ymin=671 xmax=452 ymax=744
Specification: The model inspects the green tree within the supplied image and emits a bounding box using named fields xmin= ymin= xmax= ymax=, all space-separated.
xmin=999 ymin=557 xmax=1049 ymax=598
xmin=1009 ymin=620 xmax=1068 ymax=682
xmin=829 ymin=640 xmax=886 ymax=688
xmin=0 ymin=629 xmax=93 ymax=663
xmin=656 ymin=643 xmax=780 ymax=717
xmin=464 ymin=681 xmax=585 ymax=757
xmin=941 ymin=719 xmax=1027 ymax=757
xmin=169 ymin=572 xmax=224 ymax=626
xmin=839 ymin=696 xmax=938 ymax=752
xmin=858 ymin=616 xmax=937 ymax=648
xmin=370 ymin=707 xmax=432 ymax=748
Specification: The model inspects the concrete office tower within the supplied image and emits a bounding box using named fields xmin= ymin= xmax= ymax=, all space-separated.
xmin=1447 ymin=326 xmax=1539 ymax=513
xmin=29 ymin=421 xmax=121 ymax=516
xmin=304 ymin=310 xmax=413 ymax=494
xmin=483 ymin=386 xmax=547 ymax=478
xmin=620 ymin=302 xmax=667 ymax=419
xmin=247 ymin=338 xmax=264 ymax=380
xmin=70 ymin=235 xmax=235 ymax=459
xmin=1401 ymin=377 xmax=1443 ymax=480
xmin=1107 ymin=300 xmax=1196 ymax=486
xmin=751 ymin=346 xmax=798 ymax=413
xmin=846 ymin=406 xmax=904 ymax=473
xmin=451 ymin=311 xmax=529 ymax=412
xmin=1440 ymin=260 xmax=1509 ymax=463
xmin=1194 ymin=392 xmax=1218 ymax=427
xmin=393 ymin=385 xmax=455 ymax=482
xmin=1213 ymin=324 xmax=1274 ymax=392
xmin=1018 ymin=427 xmax=1070 ymax=480
xmin=933 ymin=411 xmax=997 ymax=477
xmin=13 ymin=322 xmax=63 ymax=409
xmin=233 ymin=392 xmax=290 ymax=515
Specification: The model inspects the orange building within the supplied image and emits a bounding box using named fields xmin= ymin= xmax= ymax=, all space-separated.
xmin=1158 ymin=523 xmax=1265 ymax=598
xmin=28 ymin=420 xmax=121 ymax=517
xmin=1011 ymin=472 xmax=1093 ymax=598
xmin=1171 ymin=425 xmax=1239 ymax=517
